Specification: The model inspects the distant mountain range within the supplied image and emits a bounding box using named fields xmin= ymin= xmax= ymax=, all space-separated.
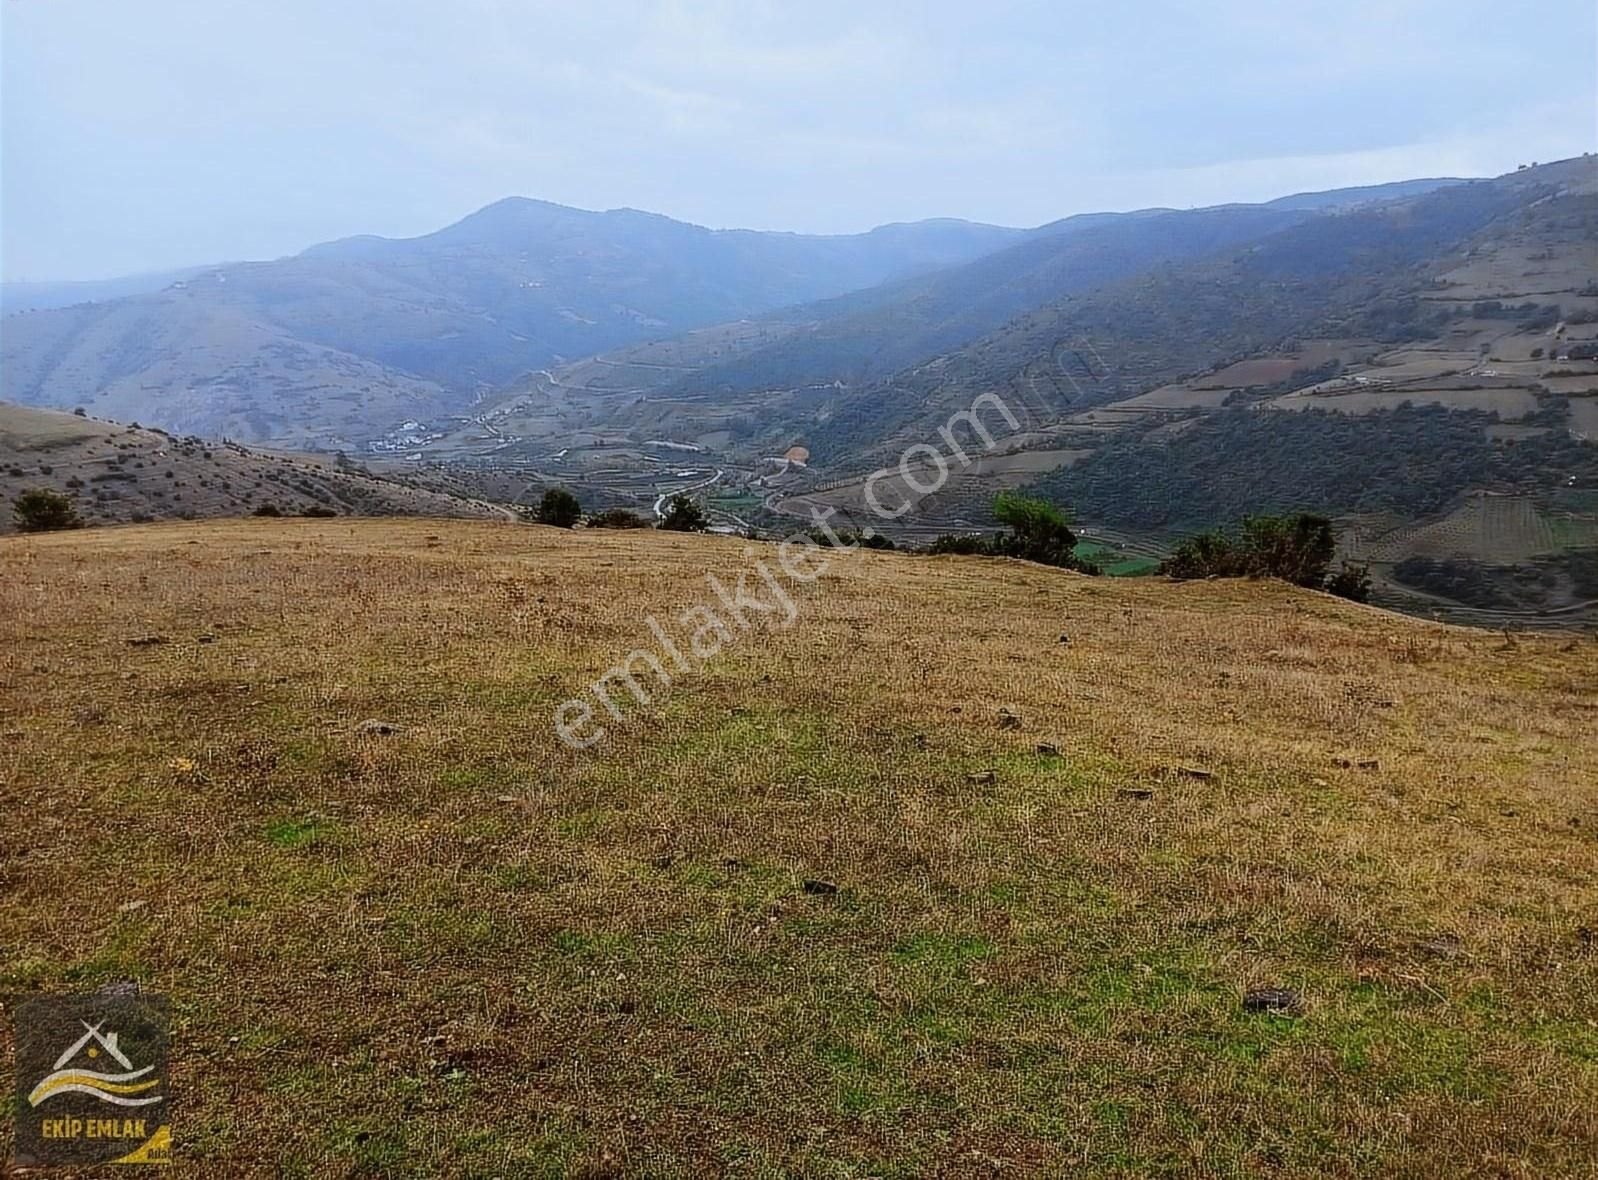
xmin=4 ymin=161 xmax=1594 ymax=623
xmin=0 ymin=205 xmax=1028 ymax=445
xmin=0 ymin=178 xmax=1466 ymax=447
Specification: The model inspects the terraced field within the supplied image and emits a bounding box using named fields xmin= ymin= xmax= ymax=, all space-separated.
xmin=1355 ymin=494 xmax=1564 ymax=565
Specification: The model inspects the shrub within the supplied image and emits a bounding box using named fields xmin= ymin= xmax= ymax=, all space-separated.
xmin=1238 ymin=513 xmax=1336 ymax=588
xmin=12 ymin=488 xmax=83 ymax=533
xmin=1325 ymin=562 xmax=1373 ymax=603
xmin=1162 ymin=512 xmax=1368 ymax=599
xmin=253 ymin=503 xmax=283 ymax=517
xmin=928 ymin=494 xmax=1095 ymax=572
xmin=927 ymin=533 xmax=990 ymax=556
xmin=1161 ymin=529 xmax=1245 ymax=579
xmin=990 ymin=491 xmax=1083 ymax=568
xmin=658 ymin=495 xmax=708 ymax=532
xmin=535 ymin=488 xmax=582 ymax=528
xmin=300 ymin=505 xmax=338 ymax=518
xmin=810 ymin=528 xmax=895 ymax=550
xmin=586 ymin=507 xmax=651 ymax=529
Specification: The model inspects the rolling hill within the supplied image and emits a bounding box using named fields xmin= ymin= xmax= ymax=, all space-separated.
xmin=0 ymin=178 xmax=1467 ymax=454
xmin=752 ymin=159 xmax=1598 ymax=621
xmin=0 ymin=204 xmax=1024 ymax=447
xmin=454 ymin=178 xmax=1472 ymax=452
xmin=0 ymin=403 xmax=510 ymax=532
xmin=1 ymin=518 xmax=1594 ymax=1173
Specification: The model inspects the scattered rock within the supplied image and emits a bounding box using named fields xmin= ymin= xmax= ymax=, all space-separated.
xmin=1035 ymin=742 xmax=1060 ymax=756
xmin=1117 ymin=787 xmax=1155 ymax=802
xmin=966 ymin=770 xmax=997 ymax=786
xmin=1242 ymin=987 xmax=1302 ymax=1015
xmin=1057 ymin=634 xmax=1071 ymax=645
xmin=356 ymin=719 xmax=402 ymax=736
xmin=801 ymin=879 xmax=838 ymax=897
xmin=1175 ymin=766 xmax=1216 ymax=782
xmin=124 ymin=634 xmax=169 ymax=647
xmin=196 ymin=634 xmax=217 ymax=644
xmin=997 ymin=708 xmax=1022 ymax=731
xmin=1417 ymin=933 xmax=1464 ymax=960
xmin=649 ymin=853 xmax=677 ymax=870
xmin=1334 ymin=757 xmax=1380 ymax=771
xmin=117 ymin=900 xmax=148 ymax=914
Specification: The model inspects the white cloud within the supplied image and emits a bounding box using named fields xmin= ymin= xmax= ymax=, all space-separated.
xmin=2 ymin=0 xmax=1594 ymax=277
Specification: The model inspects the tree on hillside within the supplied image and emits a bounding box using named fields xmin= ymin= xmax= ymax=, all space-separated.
xmin=658 ymin=495 xmax=708 ymax=532
xmin=1238 ymin=513 xmax=1335 ymax=588
xmin=989 ymin=491 xmax=1081 ymax=567
xmin=928 ymin=493 xmax=1097 ymax=572
xmin=12 ymin=488 xmax=83 ymax=534
xmin=535 ymin=488 xmax=582 ymax=528
xmin=1161 ymin=512 xmax=1369 ymax=601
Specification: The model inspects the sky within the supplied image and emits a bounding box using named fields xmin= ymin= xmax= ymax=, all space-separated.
xmin=3 ymin=0 xmax=1595 ymax=281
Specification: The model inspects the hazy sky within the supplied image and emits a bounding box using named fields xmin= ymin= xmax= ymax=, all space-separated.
xmin=3 ymin=0 xmax=1595 ymax=280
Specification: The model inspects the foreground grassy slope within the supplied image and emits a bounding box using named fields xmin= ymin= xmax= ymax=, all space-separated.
xmin=1 ymin=520 xmax=1595 ymax=1176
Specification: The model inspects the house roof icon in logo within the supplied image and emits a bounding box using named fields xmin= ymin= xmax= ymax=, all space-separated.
xmin=27 ymin=1020 xmax=164 ymax=1108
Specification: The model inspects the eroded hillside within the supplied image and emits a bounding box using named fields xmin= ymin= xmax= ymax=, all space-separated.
xmin=0 ymin=404 xmax=509 ymax=532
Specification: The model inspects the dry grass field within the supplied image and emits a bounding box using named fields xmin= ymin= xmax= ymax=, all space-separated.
xmin=2 ymin=520 xmax=1596 ymax=1177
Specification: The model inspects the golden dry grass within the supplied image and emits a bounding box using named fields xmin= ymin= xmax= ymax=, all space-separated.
xmin=2 ymin=519 xmax=1596 ymax=1177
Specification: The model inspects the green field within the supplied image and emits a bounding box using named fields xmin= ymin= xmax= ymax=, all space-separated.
xmin=1075 ymin=541 xmax=1160 ymax=576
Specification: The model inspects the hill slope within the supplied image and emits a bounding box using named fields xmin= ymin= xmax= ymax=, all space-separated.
xmin=0 ymin=403 xmax=509 ymax=532
xmin=456 ymin=180 xmax=1472 ymax=451
xmin=0 ymin=205 xmax=1022 ymax=447
xmin=1 ymin=520 xmax=1593 ymax=1174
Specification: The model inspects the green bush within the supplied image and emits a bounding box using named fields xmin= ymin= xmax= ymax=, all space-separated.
xmin=12 ymin=488 xmax=83 ymax=533
xmin=586 ymin=507 xmax=651 ymax=529
xmin=927 ymin=533 xmax=989 ymax=556
xmin=810 ymin=528 xmax=895 ymax=550
xmin=990 ymin=491 xmax=1085 ymax=568
xmin=535 ymin=488 xmax=582 ymax=528
xmin=927 ymin=494 xmax=1096 ymax=572
xmin=1324 ymin=562 xmax=1373 ymax=603
xmin=658 ymin=495 xmax=708 ymax=532
xmin=1162 ymin=512 xmax=1368 ymax=601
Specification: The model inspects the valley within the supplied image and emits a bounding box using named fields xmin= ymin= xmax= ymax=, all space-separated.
xmin=4 ymin=160 xmax=1595 ymax=627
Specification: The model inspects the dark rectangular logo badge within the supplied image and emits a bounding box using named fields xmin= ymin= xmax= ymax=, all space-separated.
xmin=10 ymin=992 xmax=172 ymax=1167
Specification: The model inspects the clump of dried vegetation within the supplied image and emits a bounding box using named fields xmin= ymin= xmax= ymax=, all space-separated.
xmin=1 ymin=519 xmax=1594 ymax=1176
